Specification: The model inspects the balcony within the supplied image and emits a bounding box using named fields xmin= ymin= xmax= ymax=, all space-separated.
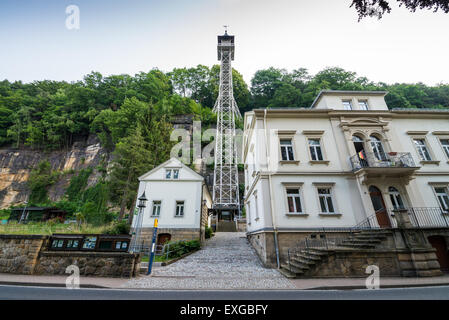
xmin=355 ymin=207 xmax=449 ymax=229
xmin=350 ymin=152 xmax=419 ymax=183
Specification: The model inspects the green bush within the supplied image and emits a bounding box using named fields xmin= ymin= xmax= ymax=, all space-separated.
xmin=0 ymin=209 xmax=11 ymax=221
xmin=28 ymin=160 xmax=60 ymax=204
xmin=66 ymin=168 xmax=93 ymax=201
xmin=163 ymin=239 xmax=200 ymax=259
xmin=105 ymin=220 xmax=130 ymax=235
xmin=205 ymin=226 xmax=214 ymax=239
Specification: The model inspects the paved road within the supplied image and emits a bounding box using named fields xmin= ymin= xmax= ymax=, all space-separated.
xmin=2 ymin=284 xmax=449 ymax=300
xmin=125 ymin=232 xmax=294 ymax=289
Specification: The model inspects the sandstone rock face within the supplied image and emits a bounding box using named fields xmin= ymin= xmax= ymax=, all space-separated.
xmin=0 ymin=135 xmax=110 ymax=209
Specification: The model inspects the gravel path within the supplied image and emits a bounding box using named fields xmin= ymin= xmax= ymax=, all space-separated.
xmin=123 ymin=232 xmax=294 ymax=289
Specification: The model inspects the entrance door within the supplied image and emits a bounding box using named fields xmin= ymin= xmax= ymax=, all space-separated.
xmin=220 ymin=211 xmax=232 ymax=221
xmin=157 ymin=233 xmax=171 ymax=245
xmin=369 ymin=186 xmax=391 ymax=228
xmin=428 ymin=236 xmax=449 ymax=272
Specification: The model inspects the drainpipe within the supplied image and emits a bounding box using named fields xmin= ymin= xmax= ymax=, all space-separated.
xmin=264 ymin=109 xmax=280 ymax=268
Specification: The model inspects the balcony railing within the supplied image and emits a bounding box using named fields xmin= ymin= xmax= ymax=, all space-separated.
xmin=354 ymin=207 xmax=449 ymax=229
xmin=350 ymin=152 xmax=416 ymax=171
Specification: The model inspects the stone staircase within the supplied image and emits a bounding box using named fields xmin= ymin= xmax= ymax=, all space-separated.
xmin=216 ymin=221 xmax=237 ymax=232
xmin=279 ymin=229 xmax=392 ymax=278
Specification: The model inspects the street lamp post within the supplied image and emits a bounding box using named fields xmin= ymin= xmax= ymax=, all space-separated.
xmin=130 ymin=191 xmax=147 ymax=253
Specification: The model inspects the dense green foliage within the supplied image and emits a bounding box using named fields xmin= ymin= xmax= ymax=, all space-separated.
xmin=350 ymin=0 xmax=449 ymax=20
xmin=205 ymin=226 xmax=214 ymax=239
xmin=104 ymin=220 xmax=131 ymax=235
xmin=163 ymin=239 xmax=201 ymax=259
xmin=1 ymin=66 xmax=448 ymax=151
xmin=4 ymin=65 xmax=449 ymax=226
xmin=65 ymin=168 xmax=93 ymax=201
xmin=27 ymin=160 xmax=60 ymax=204
xmin=249 ymin=67 xmax=449 ymax=110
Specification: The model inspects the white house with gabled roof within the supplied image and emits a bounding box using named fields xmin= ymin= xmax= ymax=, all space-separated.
xmin=133 ymin=157 xmax=212 ymax=245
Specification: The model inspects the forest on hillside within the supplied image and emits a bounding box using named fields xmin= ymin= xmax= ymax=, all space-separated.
xmin=1 ymin=66 xmax=448 ymax=224
xmin=1 ymin=66 xmax=449 ymax=152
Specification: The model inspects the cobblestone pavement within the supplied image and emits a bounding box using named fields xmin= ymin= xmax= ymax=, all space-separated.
xmin=124 ymin=232 xmax=295 ymax=289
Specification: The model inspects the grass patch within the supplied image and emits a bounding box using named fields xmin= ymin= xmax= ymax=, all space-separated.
xmin=141 ymin=255 xmax=169 ymax=263
xmin=0 ymin=222 xmax=123 ymax=235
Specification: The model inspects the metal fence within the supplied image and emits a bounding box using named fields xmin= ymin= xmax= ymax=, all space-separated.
xmin=139 ymin=241 xmax=200 ymax=261
xmin=351 ymin=207 xmax=449 ymax=229
xmin=285 ymin=207 xmax=449 ymax=270
xmin=389 ymin=207 xmax=449 ymax=228
xmin=350 ymin=151 xmax=415 ymax=171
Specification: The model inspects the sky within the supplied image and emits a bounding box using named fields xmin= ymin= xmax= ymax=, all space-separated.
xmin=0 ymin=0 xmax=448 ymax=86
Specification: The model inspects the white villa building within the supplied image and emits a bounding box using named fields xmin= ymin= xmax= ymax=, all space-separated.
xmin=242 ymin=90 xmax=449 ymax=267
xmin=134 ymin=158 xmax=212 ymax=245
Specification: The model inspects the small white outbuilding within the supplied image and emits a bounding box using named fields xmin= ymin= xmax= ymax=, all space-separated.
xmin=133 ymin=158 xmax=212 ymax=245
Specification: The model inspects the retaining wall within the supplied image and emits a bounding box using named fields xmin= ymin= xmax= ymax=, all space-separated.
xmin=0 ymin=234 xmax=140 ymax=278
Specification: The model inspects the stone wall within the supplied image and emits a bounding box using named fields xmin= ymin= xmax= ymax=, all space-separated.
xmin=248 ymin=230 xmax=356 ymax=268
xmin=35 ymin=251 xmax=140 ymax=278
xmin=236 ymin=219 xmax=247 ymax=232
xmin=307 ymin=250 xmax=402 ymax=277
xmin=0 ymin=234 xmax=140 ymax=278
xmin=0 ymin=235 xmax=47 ymax=274
xmin=248 ymin=228 xmax=448 ymax=277
xmin=139 ymin=227 xmax=201 ymax=246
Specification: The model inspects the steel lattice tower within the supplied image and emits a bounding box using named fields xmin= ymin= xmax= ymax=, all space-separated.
xmin=212 ymin=29 xmax=241 ymax=213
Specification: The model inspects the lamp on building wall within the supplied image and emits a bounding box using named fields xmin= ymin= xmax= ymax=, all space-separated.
xmin=130 ymin=191 xmax=147 ymax=253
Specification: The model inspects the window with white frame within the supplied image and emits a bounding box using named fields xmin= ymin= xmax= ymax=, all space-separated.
xmin=286 ymin=188 xmax=303 ymax=213
xmin=165 ymin=169 xmax=172 ymax=179
xmin=413 ymin=139 xmax=432 ymax=161
xmin=151 ymin=201 xmax=161 ymax=217
xmin=175 ymin=201 xmax=185 ymax=216
xmin=434 ymin=187 xmax=449 ymax=212
xmin=280 ymin=139 xmax=295 ymax=161
xmin=308 ymin=139 xmax=323 ymax=161
xmin=388 ymin=187 xmax=405 ymax=210
xmin=440 ymin=139 xmax=449 ymax=158
xmin=317 ymin=187 xmax=336 ymax=213
xmin=358 ymin=100 xmax=369 ymax=110
xmin=342 ymin=100 xmax=353 ymax=110
xmin=370 ymin=136 xmax=387 ymax=161
xmin=166 ymin=169 xmax=180 ymax=179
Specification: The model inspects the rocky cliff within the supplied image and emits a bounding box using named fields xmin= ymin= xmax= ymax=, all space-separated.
xmin=0 ymin=135 xmax=110 ymax=209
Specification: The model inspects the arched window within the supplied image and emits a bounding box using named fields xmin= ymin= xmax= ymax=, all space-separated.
xmin=352 ymin=135 xmax=364 ymax=143
xmin=389 ymin=187 xmax=405 ymax=209
xmin=370 ymin=135 xmax=387 ymax=161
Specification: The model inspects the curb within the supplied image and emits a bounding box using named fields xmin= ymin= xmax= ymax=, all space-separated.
xmin=305 ymin=282 xmax=449 ymax=290
xmin=1 ymin=280 xmax=449 ymax=291
xmin=0 ymin=281 xmax=108 ymax=289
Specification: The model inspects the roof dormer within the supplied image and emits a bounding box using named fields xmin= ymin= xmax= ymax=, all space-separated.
xmin=310 ymin=90 xmax=389 ymax=111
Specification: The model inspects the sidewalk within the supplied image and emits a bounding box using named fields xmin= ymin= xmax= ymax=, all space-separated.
xmin=0 ymin=273 xmax=129 ymax=289
xmin=289 ymin=274 xmax=449 ymax=290
xmin=2 ymin=272 xmax=449 ymax=290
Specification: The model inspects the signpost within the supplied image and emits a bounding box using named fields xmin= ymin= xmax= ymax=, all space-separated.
xmin=147 ymin=218 xmax=158 ymax=275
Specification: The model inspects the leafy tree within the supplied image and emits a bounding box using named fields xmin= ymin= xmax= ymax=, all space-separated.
xmin=27 ymin=160 xmax=60 ymax=204
xmin=109 ymin=119 xmax=173 ymax=220
xmin=350 ymin=0 xmax=449 ymax=20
